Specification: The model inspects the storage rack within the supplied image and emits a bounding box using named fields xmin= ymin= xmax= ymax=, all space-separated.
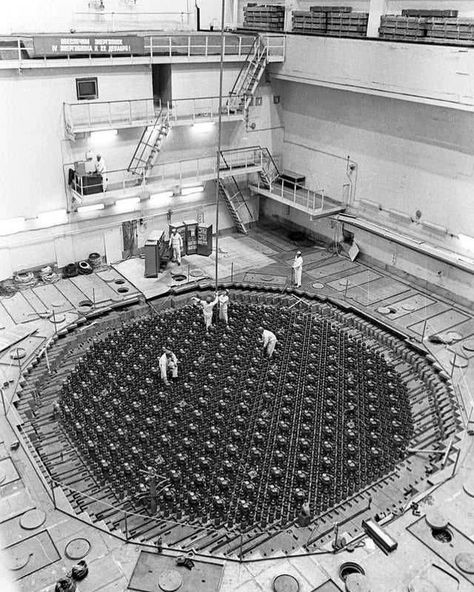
xmin=292 ymin=6 xmax=369 ymax=39
xmin=379 ymin=10 xmax=474 ymax=45
xmin=243 ymin=4 xmax=285 ymax=32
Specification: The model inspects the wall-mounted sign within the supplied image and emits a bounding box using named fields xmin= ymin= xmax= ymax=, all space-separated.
xmin=33 ymin=35 xmax=144 ymax=57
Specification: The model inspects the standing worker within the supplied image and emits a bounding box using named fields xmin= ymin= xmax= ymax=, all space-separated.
xmin=169 ymin=228 xmax=183 ymax=266
xmin=95 ymin=153 xmax=108 ymax=191
xmin=191 ymin=293 xmax=219 ymax=332
xmin=259 ymin=326 xmax=277 ymax=358
xmin=218 ymin=289 xmax=230 ymax=326
xmin=159 ymin=347 xmax=178 ymax=386
xmin=292 ymin=251 xmax=303 ymax=288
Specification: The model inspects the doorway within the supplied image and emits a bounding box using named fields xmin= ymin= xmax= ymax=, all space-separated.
xmin=152 ymin=64 xmax=172 ymax=110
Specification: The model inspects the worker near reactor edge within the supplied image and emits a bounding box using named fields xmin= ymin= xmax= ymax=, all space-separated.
xmin=218 ymin=289 xmax=230 ymax=326
xmin=191 ymin=293 xmax=219 ymax=332
xmin=259 ymin=327 xmax=277 ymax=358
xmin=159 ymin=347 xmax=178 ymax=386
xmin=292 ymin=250 xmax=303 ymax=288
xmin=169 ymin=227 xmax=183 ymax=265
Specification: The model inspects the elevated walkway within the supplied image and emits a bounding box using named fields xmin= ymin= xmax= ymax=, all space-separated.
xmin=64 ymin=95 xmax=246 ymax=138
xmin=67 ymin=146 xmax=268 ymax=209
xmin=0 ymin=33 xmax=284 ymax=70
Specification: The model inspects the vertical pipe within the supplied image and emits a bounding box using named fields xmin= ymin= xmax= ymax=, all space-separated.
xmin=214 ymin=0 xmax=226 ymax=292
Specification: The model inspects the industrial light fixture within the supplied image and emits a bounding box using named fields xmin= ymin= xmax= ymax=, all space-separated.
xmin=459 ymin=233 xmax=474 ymax=252
xmin=150 ymin=190 xmax=174 ymax=201
xmin=90 ymin=129 xmax=118 ymax=143
xmin=181 ymin=185 xmax=204 ymax=196
xmin=0 ymin=216 xmax=26 ymax=234
xmin=77 ymin=203 xmax=105 ymax=213
xmin=192 ymin=121 xmax=216 ymax=132
xmin=38 ymin=209 xmax=67 ymax=224
xmin=114 ymin=197 xmax=141 ymax=212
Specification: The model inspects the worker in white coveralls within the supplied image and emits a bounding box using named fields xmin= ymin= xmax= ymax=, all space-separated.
xmin=192 ymin=294 xmax=219 ymax=331
xmin=169 ymin=228 xmax=183 ymax=265
xmin=218 ymin=289 xmax=230 ymax=325
xmin=292 ymin=251 xmax=303 ymax=288
xmin=259 ymin=326 xmax=277 ymax=358
xmin=95 ymin=153 xmax=108 ymax=191
xmin=159 ymin=347 xmax=178 ymax=386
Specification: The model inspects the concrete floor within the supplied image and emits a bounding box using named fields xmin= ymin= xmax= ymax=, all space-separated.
xmin=0 ymin=227 xmax=473 ymax=592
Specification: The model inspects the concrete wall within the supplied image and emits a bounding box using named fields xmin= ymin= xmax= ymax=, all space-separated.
xmin=0 ymin=65 xmax=153 ymax=219
xmin=276 ymin=80 xmax=474 ymax=238
xmin=271 ymin=35 xmax=474 ymax=110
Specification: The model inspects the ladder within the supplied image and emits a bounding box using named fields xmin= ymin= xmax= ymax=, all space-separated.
xmin=128 ymin=109 xmax=170 ymax=178
xmin=217 ymin=178 xmax=248 ymax=235
xmin=259 ymin=146 xmax=281 ymax=188
xmin=227 ymin=37 xmax=268 ymax=113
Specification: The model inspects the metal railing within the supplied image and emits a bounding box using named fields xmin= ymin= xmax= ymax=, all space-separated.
xmin=64 ymin=97 xmax=158 ymax=136
xmin=66 ymin=145 xmax=266 ymax=202
xmin=255 ymin=175 xmax=338 ymax=214
xmin=63 ymin=94 xmax=246 ymax=136
xmin=0 ymin=33 xmax=284 ymax=68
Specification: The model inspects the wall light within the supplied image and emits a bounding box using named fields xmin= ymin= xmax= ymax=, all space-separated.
xmin=0 ymin=217 xmax=26 ymax=235
xmin=150 ymin=191 xmax=174 ymax=205
xmin=459 ymin=233 xmax=474 ymax=252
xmin=38 ymin=209 xmax=67 ymax=224
xmin=114 ymin=197 xmax=140 ymax=212
xmin=77 ymin=203 xmax=105 ymax=213
xmin=181 ymin=185 xmax=204 ymax=196
xmin=192 ymin=122 xmax=215 ymax=132
xmin=90 ymin=129 xmax=118 ymax=143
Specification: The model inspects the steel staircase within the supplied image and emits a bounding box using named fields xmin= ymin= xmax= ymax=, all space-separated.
xmin=227 ymin=37 xmax=268 ymax=113
xmin=128 ymin=109 xmax=170 ymax=178
xmin=259 ymin=147 xmax=281 ymax=188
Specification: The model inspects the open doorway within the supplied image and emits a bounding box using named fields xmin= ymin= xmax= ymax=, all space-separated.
xmin=152 ymin=64 xmax=172 ymax=110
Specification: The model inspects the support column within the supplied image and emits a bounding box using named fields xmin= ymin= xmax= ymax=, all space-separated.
xmin=367 ymin=0 xmax=389 ymax=37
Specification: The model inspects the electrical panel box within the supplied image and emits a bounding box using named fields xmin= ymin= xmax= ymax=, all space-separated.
xmin=144 ymin=230 xmax=164 ymax=277
xmin=183 ymin=219 xmax=198 ymax=255
xmin=197 ymin=223 xmax=213 ymax=256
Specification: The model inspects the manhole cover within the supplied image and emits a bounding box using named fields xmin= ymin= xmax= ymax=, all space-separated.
xmin=158 ymin=569 xmax=183 ymax=591
xmin=171 ymin=274 xmax=187 ymax=282
xmin=38 ymin=310 xmax=53 ymax=319
xmin=463 ymin=339 xmax=474 ymax=352
xmin=402 ymin=303 xmax=416 ymax=311
xmin=377 ymin=307 xmax=392 ymax=315
xmin=20 ymin=509 xmax=46 ymax=530
xmin=273 ymin=574 xmax=299 ymax=592
xmin=445 ymin=331 xmax=462 ymax=342
xmin=78 ymin=300 xmax=93 ymax=308
xmin=189 ymin=269 xmax=204 ymax=277
xmin=10 ymin=348 xmax=26 ymax=360
xmin=449 ymin=354 xmax=468 ymax=368
xmin=117 ymin=287 xmax=129 ymax=293
xmin=455 ymin=552 xmax=474 ymax=574
xmin=114 ymin=279 xmax=125 ymax=285
xmin=50 ymin=314 xmax=66 ymax=324
xmin=65 ymin=537 xmax=91 ymax=560
xmin=51 ymin=301 xmax=64 ymax=308
xmin=312 ymin=282 xmax=324 ymax=289
xmin=425 ymin=509 xmax=448 ymax=531
xmin=9 ymin=549 xmax=30 ymax=571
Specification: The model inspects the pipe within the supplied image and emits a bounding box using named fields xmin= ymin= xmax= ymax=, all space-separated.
xmin=214 ymin=0 xmax=225 ymax=293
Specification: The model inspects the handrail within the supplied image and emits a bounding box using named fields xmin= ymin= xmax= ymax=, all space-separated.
xmin=0 ymin=33 xmax=284 ymax=67
xmin=66 ymin=145 xmax=266 ymax=200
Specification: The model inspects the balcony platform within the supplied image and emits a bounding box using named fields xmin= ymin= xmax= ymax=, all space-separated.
xmin=250 ymin=182 xmax=346 ymax=218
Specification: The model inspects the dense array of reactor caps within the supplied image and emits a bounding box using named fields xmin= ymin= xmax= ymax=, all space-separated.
xmin=59 ymin=302 xmax=413 ymax=528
